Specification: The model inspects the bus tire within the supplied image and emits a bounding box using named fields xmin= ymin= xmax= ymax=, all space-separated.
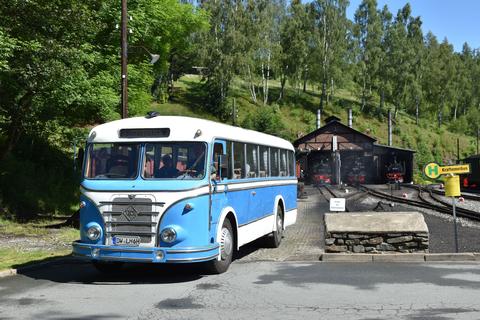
xmin=92 ymin=261 xmax=124 ymax=273
xmin=265 ymin=205 xmax=283 ymax=248
xmin=205 ymin=219 xmax=233 ymax=274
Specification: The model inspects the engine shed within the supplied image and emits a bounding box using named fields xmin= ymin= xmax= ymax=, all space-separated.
xmin=294 ymin=116 xmax=415 ymax=185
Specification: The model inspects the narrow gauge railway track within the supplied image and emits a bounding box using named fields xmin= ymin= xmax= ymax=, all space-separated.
xmin=360 ymin=185 xmax=480 ymax=222
xmin=402 ymin=183 xmax=480 ymax=202
xmin=404 ymin=184 xmax=480 ymax=205
xmin=317 ymin=185 xmax=350 ymax=212
xmin=433 ymin=188 xmax=480 ymax=202
xmin=317 ymin=185 xmax=332 ymax=203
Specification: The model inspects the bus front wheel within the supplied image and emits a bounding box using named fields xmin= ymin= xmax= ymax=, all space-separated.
xmin=205 ymin=219 xmax=233 ymax=274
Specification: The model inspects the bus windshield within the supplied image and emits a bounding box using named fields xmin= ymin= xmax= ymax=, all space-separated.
xmin=85 ymin=143 xmax=140 ymax=179
xmin=143 ymin=142 xmax=206 ymax=179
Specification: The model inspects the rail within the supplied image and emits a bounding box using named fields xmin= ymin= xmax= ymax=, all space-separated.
xmin=360 ymin=185 xmax=480 ymax=222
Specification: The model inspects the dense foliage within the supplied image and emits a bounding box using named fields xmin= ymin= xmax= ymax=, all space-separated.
xmin=195 ymin=0 xmax=480 ymax=136
xmin=0 ymin=0 xmax=207 ymax=217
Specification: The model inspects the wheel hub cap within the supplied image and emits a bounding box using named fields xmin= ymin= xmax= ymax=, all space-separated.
xmin=220 ymin=227 xmax=232 ymax=260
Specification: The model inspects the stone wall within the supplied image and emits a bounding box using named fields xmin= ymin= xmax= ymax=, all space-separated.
xmin=325 ymin=232 xmax=429 ymax=253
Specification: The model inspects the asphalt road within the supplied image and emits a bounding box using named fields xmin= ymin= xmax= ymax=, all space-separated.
xmin=1 ymin=260 xmax=480 ymax=320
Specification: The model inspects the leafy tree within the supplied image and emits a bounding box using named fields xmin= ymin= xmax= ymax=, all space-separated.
xmin=279 ymin=0 xmax=309 ymax=98
xmin=308 ymin=0 xmax=350 ymax=110
xmin=197 ymin=0 xmax=245 ymax=119
xmin=353 ymin=0 xmax=382 ymax=111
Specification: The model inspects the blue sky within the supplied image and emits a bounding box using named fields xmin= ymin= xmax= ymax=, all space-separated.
xmin=346 ymin=0 xmax=480 ymax=52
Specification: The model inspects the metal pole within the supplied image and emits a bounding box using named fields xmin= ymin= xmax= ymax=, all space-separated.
xmin=452 ymin=196 xmax=459 ymax=253
xmin=121 ymin=0 xmax=128 ymax=119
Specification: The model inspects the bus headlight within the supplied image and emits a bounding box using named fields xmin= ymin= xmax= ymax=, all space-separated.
xmin=160 ymin=227 xmax=177 ymax=243
xmin=87 ymin=225 xmax=101 ymax=241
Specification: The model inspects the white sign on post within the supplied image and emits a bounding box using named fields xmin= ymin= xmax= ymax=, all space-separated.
xmin=329 ymin=198 xmax=346 ymax=212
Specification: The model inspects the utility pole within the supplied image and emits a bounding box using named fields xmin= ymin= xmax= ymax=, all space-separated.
xmin=121 ymin=0 xmax=128 ymax=119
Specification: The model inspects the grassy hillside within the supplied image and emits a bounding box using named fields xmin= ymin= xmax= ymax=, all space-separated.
xmin=152 ymin=75 xmax=477 ymax=182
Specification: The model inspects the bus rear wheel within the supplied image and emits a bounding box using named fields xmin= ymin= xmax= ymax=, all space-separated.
xmin=265 ymin=205 xmax=283 ymax=248
xmin=205 ymin=219 xmax=233 ymax=274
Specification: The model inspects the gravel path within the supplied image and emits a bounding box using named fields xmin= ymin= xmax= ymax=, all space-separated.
xmin=0 ymin=230 xmax=73 ymax=252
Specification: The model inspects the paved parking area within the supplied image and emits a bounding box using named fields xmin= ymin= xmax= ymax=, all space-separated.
xmin=237 ymin=186 xmax=326 ymax=262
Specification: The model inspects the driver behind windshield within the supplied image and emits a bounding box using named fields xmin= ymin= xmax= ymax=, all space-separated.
xmin=156 ymin=154 xmax=179 ymax=178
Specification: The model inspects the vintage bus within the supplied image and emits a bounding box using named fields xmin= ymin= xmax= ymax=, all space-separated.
xmin=73 ymin=114 xmax=297 ymax=273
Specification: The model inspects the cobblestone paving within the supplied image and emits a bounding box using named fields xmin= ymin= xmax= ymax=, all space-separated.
xmin=236 ymin=186 xmax=326 ymax=262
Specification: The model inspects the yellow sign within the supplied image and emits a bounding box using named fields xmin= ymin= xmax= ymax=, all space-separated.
xmin=424 ymin=162 xmax=441 ymax=179
xmin=439 ymin=164 xmax=470 ymax=175
xmin=444 ymin=175 xmax=461 ymax=197
xmin=424 ymin=162 xmax=470 ymax=179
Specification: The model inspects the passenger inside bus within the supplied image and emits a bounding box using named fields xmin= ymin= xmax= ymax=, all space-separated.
xmin=211 ymin=143 xmax=224 ymax=180
xmin=157 ymin=154 xmax=179 ymax=178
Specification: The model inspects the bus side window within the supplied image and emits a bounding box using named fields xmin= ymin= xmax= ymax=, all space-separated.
xmin=233 ymin=142 xmax=244 ymax=179
xmin=212 ymin=142 xmax=224 ymax=180
xmin=271 ymin=148 xmax=280 ymax=177
xmin=259 ymin=146 xmax=269 ymax=177
xmin=280 ymin=149 xmax=287 ymax=177
xmin=246 ymin=144 xmax=258 ymax=178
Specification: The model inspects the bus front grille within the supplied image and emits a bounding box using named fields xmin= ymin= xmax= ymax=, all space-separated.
xmin=101 ymin=197 xmax=163 ymax=246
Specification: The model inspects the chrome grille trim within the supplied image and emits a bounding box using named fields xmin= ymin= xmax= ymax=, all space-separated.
xmin=105 ymin=221 xmax=157 ymax=226
xmin=102 ymin=196 xmax=160 ymax=246
xmin=105 ymin=231 xmax=156 ymax=235
xmin=103 ymin=211 xmax=159 ymax=216
xmin=99 ymin=201 xmax=165 ymax=206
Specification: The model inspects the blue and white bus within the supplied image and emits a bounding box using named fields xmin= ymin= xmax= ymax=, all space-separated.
xmin=73 ymin=114 xmax=297 ymax=273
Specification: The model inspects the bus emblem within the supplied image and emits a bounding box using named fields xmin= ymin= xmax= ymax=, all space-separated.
xmin=123 ymin=205 xmax=138 ymax=221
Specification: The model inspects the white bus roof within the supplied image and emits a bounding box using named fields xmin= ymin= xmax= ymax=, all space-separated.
xmin=87 ymin=115 xmax=294 ymax=150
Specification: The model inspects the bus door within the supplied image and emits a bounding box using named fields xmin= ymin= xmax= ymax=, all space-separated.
xmin=210 ymin=140 xmax=229 ymax=229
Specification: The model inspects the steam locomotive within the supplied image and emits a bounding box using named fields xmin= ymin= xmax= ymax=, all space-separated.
xmin=386 ymin=161 xmax=404 ymax=183
xmin=460 ymin=155 xmax=480 ymax=189
xmin=346 ymin=158 xmax=366 ymax=185
xmin=310 ymin=161 xmax=331 ymax=185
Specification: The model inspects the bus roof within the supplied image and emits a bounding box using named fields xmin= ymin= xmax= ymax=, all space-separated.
xmin=87 ymin=116 xmax=294 ymax=150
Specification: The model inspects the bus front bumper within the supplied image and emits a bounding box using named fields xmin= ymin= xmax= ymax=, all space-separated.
xmin=72 ymin=241 xmax=220 ymax=263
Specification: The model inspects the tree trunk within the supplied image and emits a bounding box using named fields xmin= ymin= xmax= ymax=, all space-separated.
xmin=330 ymin=78 xmax=334 ymax=100
xmin=247 ymin=65 xmax=257 ymax=103
xmin=263 ymin=51 xmax=271 ymax=106
xmin=303 ymin=68 xmax=308 ymax=93
xmin=278 ymin=74 xmax=286 ymax=101
xmin=320 ymin=78 xmax=326 ymax=111
xmin=378 ymin=89 xmax=384 ymax=116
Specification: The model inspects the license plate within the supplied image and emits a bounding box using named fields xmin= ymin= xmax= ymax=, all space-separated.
xmin=112 ymin=235 xmax=141 ymax=246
